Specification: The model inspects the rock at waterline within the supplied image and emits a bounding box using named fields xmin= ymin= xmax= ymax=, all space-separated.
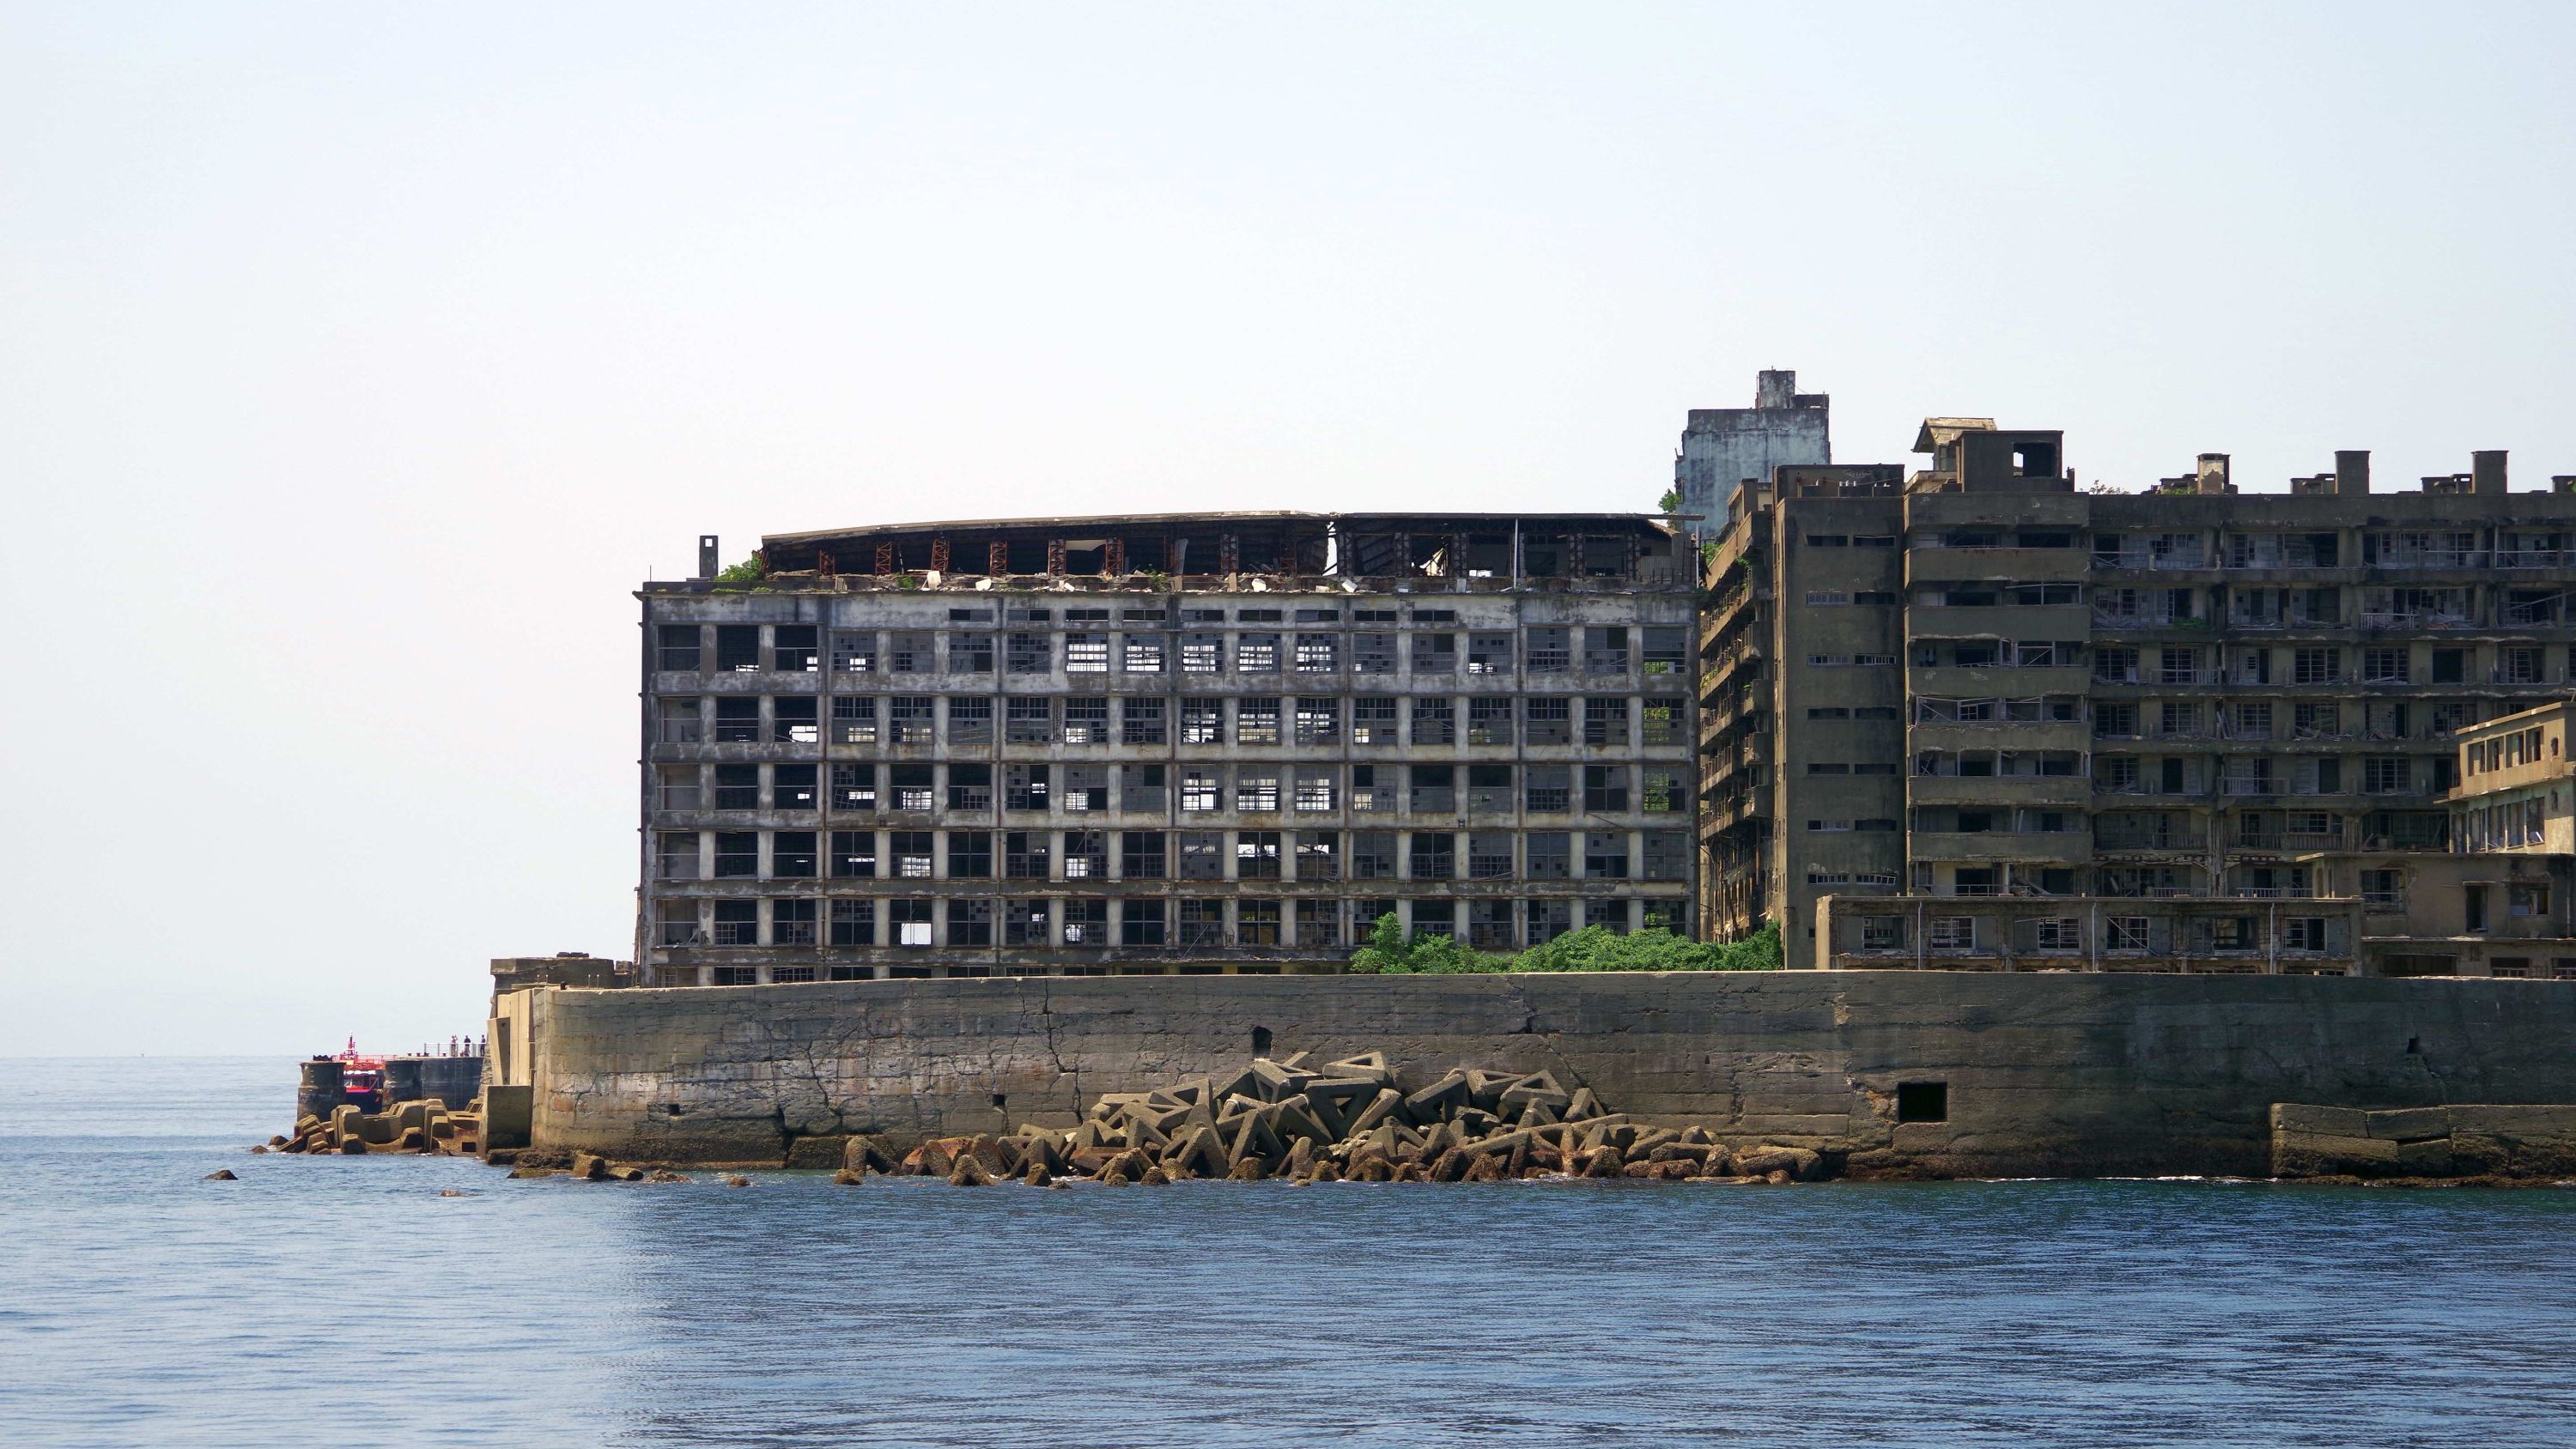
xmin=205 ymin=1169 xmax=238 ymax=1180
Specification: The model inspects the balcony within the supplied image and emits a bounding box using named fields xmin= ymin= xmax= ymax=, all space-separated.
xmin=1909 ymin=831 xmax=2091 ymax=866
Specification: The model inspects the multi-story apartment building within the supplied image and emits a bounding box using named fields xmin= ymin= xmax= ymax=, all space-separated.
xmin=1700 ymin=418 xmax=2576 ymax=975
xmin=637 ymin=512 xmax=1698 ymax=985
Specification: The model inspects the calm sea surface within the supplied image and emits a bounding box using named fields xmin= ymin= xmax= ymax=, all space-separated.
xmin=6 ymin=1057 xmax=2576 ymax=1448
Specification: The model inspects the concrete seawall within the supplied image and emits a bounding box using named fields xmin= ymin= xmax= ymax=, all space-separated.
xmin=507 ymin=971 xmax=2576 ymax=1176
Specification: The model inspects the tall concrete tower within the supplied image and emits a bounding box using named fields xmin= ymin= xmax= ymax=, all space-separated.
xmin=1673 ymin=370 xmax=1831 ymax=538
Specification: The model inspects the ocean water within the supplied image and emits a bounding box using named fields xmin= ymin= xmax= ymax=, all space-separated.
xmin=5 ymin=1058 xmax=2576 ymax=1448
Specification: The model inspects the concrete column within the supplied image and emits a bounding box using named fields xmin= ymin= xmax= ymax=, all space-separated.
xmin=2474 ymin=451 xmax=2508 ymax=496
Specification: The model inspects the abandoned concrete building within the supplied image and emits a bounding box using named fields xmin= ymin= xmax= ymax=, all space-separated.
xmin=638 ymin=512 xmax=1698 ymax=985
xmin=1671 ymin=369 xmax=1830 ymax=540
xmin=1699 ymin=421 xmax=2576 ymax=978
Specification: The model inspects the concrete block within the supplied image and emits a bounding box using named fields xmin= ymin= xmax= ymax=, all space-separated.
xmin=2363 ymin=1107 xmax=2457 ymax=1143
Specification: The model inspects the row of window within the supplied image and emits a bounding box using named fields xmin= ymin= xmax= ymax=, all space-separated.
xmin=653 ymin=828 xmax=1692 ymax=882
xmin=657 ymin=623 xmax=1689 ymax=677
xmin=2095 ymin=755 xmax=2452 ymax=796
xmin=657 ymin=894 xmax=1680 ymax=950
xmin=655 ymin=693 xmax=1688 ymax=749
xmin=654 ymin=761 xmax=1686 ymax=816
xmin=2095 ymin=698 xmax=2477 ymax=741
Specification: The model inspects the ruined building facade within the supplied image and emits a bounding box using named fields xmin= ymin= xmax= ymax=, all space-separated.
xmin=1672 ymin=370 xmax=1830 ymax=539
xmin=638 ymin=512 xmax=1698 ymax=985
xmin=1702 ymin=422 xmax=2576 ymax=978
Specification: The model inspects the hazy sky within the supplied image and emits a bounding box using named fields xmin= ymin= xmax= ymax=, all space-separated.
xmin=4 ymin=4 xmax=2571 ymax=1055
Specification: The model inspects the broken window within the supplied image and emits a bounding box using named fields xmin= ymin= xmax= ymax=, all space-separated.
xmin=1120 ymin=830 xmax=1164 ymax=878
xmin=1467 ymin=633 xmax=1513 ymax=675
xmin=656 ymin=832 xmax=700 ymax=880
xmin=1065 ymin=634 xmax=1109 ymax=674
xmin=774 ymin=832 xmax=818 ymax=877
xmin=714 ymin=698 xmax=761 ymax=743
xmin=1583 ymin=627 xmax=1631 ymax=673
xmin=1005 ymin=634 xmax=1051 ymax=674
xmin=1061 ymin=697 xmax=1109 ymax=744
xmin=885 ymin=696 xmax=933 ymax=746
xmin=1467 ymin=763 xmax=1513 ymax=814
xmin=1351 ymin=697 xmax=1398 ymax=744
xmin=1467 ymin=698 xmax=1513 ymax=745
xmin=714 ymin=765 xmax=760 ymax=812
xmin=946 ymin=696 xmax=993 ymax=745
xmin=831 ymin=763 xmax=877 ymax=814
xmin=772 ymin=626 xmax=818 ymax=674
xmin=1351 ymin=764 xmax=1390 ymax=812
xmin=658 ymin=765 xmax=702 ymax=812
xmin=1410 ymin=764 xmax=1455 ymax=813
xmin=1005 ymin=764 xmax=1050 ymax=812
xmin=829 ymin=898 xmax=873 ymax=946
xmin=1407 ymin=832 xmax=1455 ymax=881
xmin=1525 ymin=698 xmax=1571 ymax=746
xmin=890 ymin=900 xmax=935 ymax=947
xmin=1121 ymin=899 xmax=1166 ymax=946
xmin=1005 ymin=830 xmax=1051 ymax=878
xmin=712 ymin=900 xmax=758 ymax=946
xmin=1641 ymin=767 xmax=1685 ymax=813
xmin=1236 ymin=633 xmax=1280 ymax=673
xmin=1411 ymin=900 xmax=1456 ymax=938
xmin=715 ymin=625 xmax=761 ymax=673
xmin=1353 ymin=634 xmax=1397 ymax=674
xmin=1297 ymin=899 xmax=1341 ymax=948
xmin=888 ymin=831 xmax=935 ymax=879
xmin=831 ymin=830 xmax=877 ymax=878
xmin=831 ymin=696 xmax=877 ymax=745
xmin=889 ymin=764 xmax=935 ymax=813
xmin=1584 ymin=832 xmax=1630 ymax=879
xmin=1583 ymin=697 xmax=1630 ymax=747
xmin=1122 ymin=634 xmax=1167 ymax=674
xmin=888 ymin=632 xmax=934 ymax=674
xmin=1296 ymin=832 xmax=1340 ymax=881
xmin=1005 ymin=697 xmax=1054 ymax=744
xmin=1411 ymin=633 xmax=1456 ymax=674
xmin=1584 ymin=765 xmax=1629 ymax=812
xmin=1526 ymin=627 xmax=1571 ymax=674
xmin=1294 ymin=768 xmax=1337 ymax=812
xmin=1066 ymin=831 xmax=1109 ymax=880
xmin=830 ymin=632 xmax=876 ymax=675
xmin=1642 ymin=627 xmax=1686 ymax=676
xmin=1295 ymin=697 xmax=1340 ymax=745
xmin=1237 ymin=831 xmax=1283 ymax=880
xmin=1058 ymin=898 xmax=1107 ymax=947
xmin=1295 ymin=634 xmax=1340 ymax=672
xmin=1236 ymin=900 xmax=1282 ymax=947
xmin=713 ymin=832 xmax=758 ymax=878
xmin=1062 ymin=764 xmax=1109 ymax=813
xmin=774 ymin=697 xmax=819 ymax=745
xmin=658 ymin=625 xmax=702 ymax=672
xmin=1236 ymin=770 xmax=1280 ymax=812
xmin=659 ymin=697 xmax=705 ymax=744
xmin=1120 ymin=763 xmax=1166 ymax=811
xmin=774 ymin=763 xmax=817 ymax=810
xmin=1180 ymin=633 xmax=1224 ymax=673
xmin=1350 ymin=831 xmax=1398 ymax=880
xmin=1528 ymin=899 xmax=1571 ymax=943
xmin=948 ymin=631 xmax=994 ymax=674
xmin=1179 ymin=699 xmax=1224 ymax=745
xmin=1178 ymin=899 xmax=1226 ymax=947
xmin=945 ymin=762 xmax=992 ymax=812
xmin=1005 ymin=900 xmax=1051 ymax=947
xmin=1642 ymin=831 xmax=1686 ymax=881
xmin=1410 ymin=698 xmax=1456 ymax=746
xmin=1180 ymin=832 xmax=1225 ymax=880
xmin=1236 ymin=698 xmax=1282 ymax=745
xmin=1180 ymin=769 xmax=1223 ymax=813
xmin=1641 ymin=697 xmax=1683 ymax=746
xmin=1467 ymin=832 xmax=1513 ymax=880
xmin=1526 ymin=765 xmax=1571 ymax=813
xmin=947 ymin=899 xmax=993 ymax=947
xmin=1121 ymin=696 xmax=1167 ymax=745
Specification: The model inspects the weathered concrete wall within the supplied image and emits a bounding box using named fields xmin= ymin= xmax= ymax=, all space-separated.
xmin=517 ymin=972 xmax=2576 ymax=1176
xmin=2272 ymin=1102 xmax=2576 ymax=1179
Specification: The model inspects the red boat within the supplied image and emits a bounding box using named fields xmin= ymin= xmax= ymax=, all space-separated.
xmin=336 ymin=1037 xmax=386 ymax=1113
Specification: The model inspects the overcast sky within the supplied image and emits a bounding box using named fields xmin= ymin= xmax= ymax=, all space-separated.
xmin=3 ymin=3 xmax=2571 ymax=1055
